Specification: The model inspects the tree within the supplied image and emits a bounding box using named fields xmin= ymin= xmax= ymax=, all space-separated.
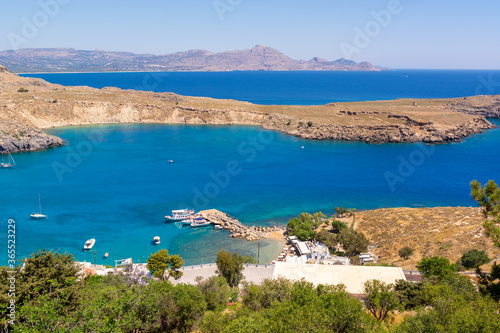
xmin=459 ymin=249 xmax=490 ymax=270
xmin=337 ymin=228 xmax=369 ymax=257
xmin=398 ymin=246 xmax=414 ymax=260
xmin=196 ymin=276 xmax=230 ymax=311
xmin=417 ymin=256 xmax=457 ymax=278
xmin=471 ymin=179 xmax=500 ymax=246
xmin=330 ymin=219 xmax=348 ymax=233
xmin=286 ymin=212 xmax=320 ymax=241
xmin=363 ymin=280 xmax=400 ymax=321
xmin=146 ymin=249 xmax=184 ymax=281
xmin=476 ymin=262 xmax=500 ymax=301
xmin=316 ymin=230 xmax=337 ymax=250
xmin=15 ymin=249 xmax=80 ymax=306
xmin=396 ymin=285 xmax=500 ymax=333
xmin=17 ymin=87 xmax=28 ymax=93
xmin=393 ymin=279 xmax=426 ymax=310
xmin=242 ymin=277 xmax=293 ymax=311
xmin=216 ymin=249 xmax=244 ymax=287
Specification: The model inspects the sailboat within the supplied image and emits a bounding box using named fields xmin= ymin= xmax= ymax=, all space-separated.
xmin=30 ymin=193 xmax=48 ymax=219
xmin=1 ymin=150 xmax=15 ymax=168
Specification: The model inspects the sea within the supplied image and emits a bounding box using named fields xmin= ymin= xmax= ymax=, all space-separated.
xmin=1 ymin=70 xmax=499 ymax=266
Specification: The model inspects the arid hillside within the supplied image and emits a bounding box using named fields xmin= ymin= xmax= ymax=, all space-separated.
xmin=355 ymin=207 xmax=499 ymax=270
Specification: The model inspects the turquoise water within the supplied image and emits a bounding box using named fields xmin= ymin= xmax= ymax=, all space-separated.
xmin=4 ymin=70 xmax=500 ymax=265
xmin=1 ymin=121 xmax=500 ymax=266
xmin=21 ymin=70 xmax=500 ymax=105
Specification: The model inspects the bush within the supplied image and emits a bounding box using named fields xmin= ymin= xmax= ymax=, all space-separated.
xmin=460 ymin=249 xmax=490 ymax=269
xmin=196 ymin=276 xmax=230 ymax=311
xmin=417 ymin=256 xmax=457 ymax=278
xmin=307 ymin=121 xmax=313 ymax=127
xmin=17 ymin=87 xmax=28 ymax=93
xmin=398 ymin=246 xmax=414 ymax=260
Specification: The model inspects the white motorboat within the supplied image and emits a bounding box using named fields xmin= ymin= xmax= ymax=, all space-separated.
xmin=153 ymin=236 xmax=160 ymax=245
xmin=165 ymin=209 xmax=194 ymax=222
xmin=190 ymin=219 xmax=211 ymax=228
xmin=30 ymin=193 xmax=47 ymax=219
xmin=83 ymin=238 xmax=96 ymax=250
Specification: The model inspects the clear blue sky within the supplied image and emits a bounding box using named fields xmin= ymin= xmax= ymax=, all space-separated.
xmin=1 ymin=0 xmax=499 ymax=69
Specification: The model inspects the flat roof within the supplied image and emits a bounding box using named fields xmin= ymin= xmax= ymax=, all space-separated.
xmin=273 ymin=262 xmax=406 ymax=294
xmin=295 ymin=242 xmax=311 ymax=255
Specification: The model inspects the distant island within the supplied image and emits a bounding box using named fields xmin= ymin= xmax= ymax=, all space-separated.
xmin=0 ymin=45 xmax=382 ymax=73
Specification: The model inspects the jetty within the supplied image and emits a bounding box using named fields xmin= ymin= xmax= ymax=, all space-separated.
xmin=199 ymin=209 xmax=285 ymax=242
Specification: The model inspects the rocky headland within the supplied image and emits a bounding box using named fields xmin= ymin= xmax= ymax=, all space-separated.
xmin=1 ymin=64 xmax=499 ymax=153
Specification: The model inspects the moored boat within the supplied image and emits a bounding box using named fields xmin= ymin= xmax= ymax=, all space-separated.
xmin=154 ymin=236 xmax=160 ymax=245
xmin=104 ymin=252 xmax=109 ymax=258
xmin=165 ymin=209 xmax=195 ymax=222
xmin=190 ymin=219 xmax=211 ymax=228
xmin=30 ymin=193 xmax=47 ymax=219
xmin=84 ymin=238 xmax=96 ymax=250
xmin=1 ymin=150 xmax=16 ymax=168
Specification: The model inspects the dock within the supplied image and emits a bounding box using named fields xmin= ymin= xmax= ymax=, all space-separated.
xmin=199 ymin=209 xmax=284 ymax=242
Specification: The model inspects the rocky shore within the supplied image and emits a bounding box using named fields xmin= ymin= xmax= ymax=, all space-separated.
xmin=200 ymin=209 xmax=285 ymax=242
xmin=1 ymin=64 xmax=499 ymax=153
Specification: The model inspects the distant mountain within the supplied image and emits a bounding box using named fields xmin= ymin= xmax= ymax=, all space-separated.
xmin=0 ymin=46 xmax=381 ymax=73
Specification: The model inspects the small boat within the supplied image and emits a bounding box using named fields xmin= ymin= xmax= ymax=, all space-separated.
xmin=104 ymin=252 xmax=109 ymax=258
xmin=214 ymin=225 xmax=223 ymax=230
xmin=1 ymin=150 xmax=16 ymax=168
xmin=83 ymin=238 xmax=96 ymax=250
xmin=154 ymin=236 xmax=160 ymax=245
xmin=190 ymin=219 xmax=211 ymax=228
xmin=301 ymin=146 xmax=304 ymax=149
xmin=30 ymin=193 xmax=48 ymax=219
xmin=168 ymin=160 xmax=174 ymax=163
xmin=165 ymin=209 xmax=195 ymax=222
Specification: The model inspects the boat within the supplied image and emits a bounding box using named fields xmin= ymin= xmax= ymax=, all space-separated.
xmin=1 ymin=150 xmax=16 ymax=168
xmin=168 ymin=160 xmax=174 ymax=163
xmin=104 ymin=252 xmax=109 ymax=258
xmin=30 ymin=193 xmax=48 ymax=219
xmin=83 ymin=238 xmax=96 ymax=250
xmin=214 ymin=225 xmax=223 ymax=230
xmin=165 ymin=209 xmax=195 ymax=222
xmin=153 ymin=236 xmax=160 ymax=245
xmin=190 ymin=219 xmax=212 ymax=228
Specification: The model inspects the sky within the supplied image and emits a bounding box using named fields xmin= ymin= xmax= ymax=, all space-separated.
xmin=0 ymin=0 xmax=499 ymax=69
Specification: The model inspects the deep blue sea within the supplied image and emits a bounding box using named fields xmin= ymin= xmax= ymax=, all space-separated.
xmin=2 ymin=71 xmax=500 ymax=266
xmin=21 ymin=70 xmax=500 ymax=105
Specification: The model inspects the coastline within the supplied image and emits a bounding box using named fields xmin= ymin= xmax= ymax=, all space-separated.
xmin=2 ymin=65 xmax=500 ymax=154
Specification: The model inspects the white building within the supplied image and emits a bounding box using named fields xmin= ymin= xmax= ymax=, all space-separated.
xmin=272 ymin=262 xmax=406 ymax=294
